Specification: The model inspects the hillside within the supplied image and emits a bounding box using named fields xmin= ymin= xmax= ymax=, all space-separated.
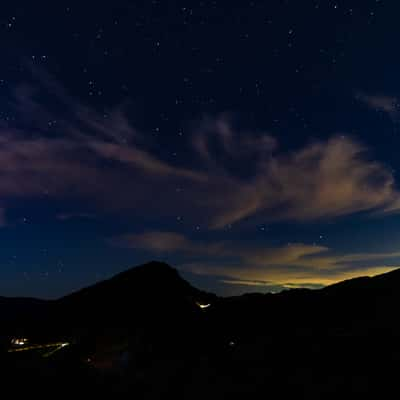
xmin=2 ymin=263 xmax=400 ymax=398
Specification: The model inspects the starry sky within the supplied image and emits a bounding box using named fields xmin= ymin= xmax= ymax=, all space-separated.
xmin=2 ymin=0 xmax=400 ymax=298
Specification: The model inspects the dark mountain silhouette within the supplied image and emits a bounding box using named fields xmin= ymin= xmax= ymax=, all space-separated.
xmin=2 ymin=262 xmax=400 ymax=399
xmin=0 ymin=296 xmax=52 ymax=337
xmin=207 ymin=267 xmax=400 ymax=341
xmin=55 ymin=262 xmax=217 ymax=352
xmin=3 ymin=262 xmax=400 ymax=341
xmin=60 ymin=261 xmax=213 ymax=309
xmin=58 ymin=261 xmax=214 ymax=326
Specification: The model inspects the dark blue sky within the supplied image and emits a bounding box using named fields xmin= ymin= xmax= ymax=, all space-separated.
xmin=1 ymin=0 xmax=400 ymax=298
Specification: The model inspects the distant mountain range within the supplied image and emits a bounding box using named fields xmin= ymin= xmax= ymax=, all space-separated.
xmin=0 ymin=262 xmax=215 ymax=338
xmin=2 ymin=262 xmax=400 ymax=338
xmin=3 ymin=262 xmax=400 ymax=398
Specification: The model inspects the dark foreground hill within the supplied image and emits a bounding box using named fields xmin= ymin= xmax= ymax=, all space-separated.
xmin=2 ymin=262 xmax=400 ymax=399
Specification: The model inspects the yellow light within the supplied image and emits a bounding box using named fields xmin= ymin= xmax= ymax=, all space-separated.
xmin=196 ymin=302 xmax=211 ymax=309
xmin=11 ymin=338 xmax=28 ymax=346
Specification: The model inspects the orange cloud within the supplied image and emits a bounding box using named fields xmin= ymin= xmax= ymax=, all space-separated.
xmin=208 ymin=134 xmax=399 ymax=228
xmin=117 ymin=231 xmax=400 ymax=289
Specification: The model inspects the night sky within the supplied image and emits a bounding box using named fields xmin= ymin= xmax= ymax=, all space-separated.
xmin=1 ymin=0 xmax=400 ymax=298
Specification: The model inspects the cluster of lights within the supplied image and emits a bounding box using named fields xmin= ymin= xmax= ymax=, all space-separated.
xmin=11 ymin=338 xmax=28 ymax=346
xmin=8 ymin=340 xmax=70 ymax=357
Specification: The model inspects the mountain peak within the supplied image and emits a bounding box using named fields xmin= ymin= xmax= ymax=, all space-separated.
xmin=123 ymin=260 xmax=177 ymax=275
xmin=59 ymin=261 xmax=209 ymax=307
xmin=105 ymin=261 xmax=183 ymax=287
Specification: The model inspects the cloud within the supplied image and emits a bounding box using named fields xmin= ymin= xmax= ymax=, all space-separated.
xmin=219 ymin=279 xmax=325 ymax=291
xmin=1 ymin=69 xmax=400 ymax=228
xmin=86 ymin=140 xmax=204 ymax=181
xmin=198 ymin=263 xmax=399 ymax=288
xmin=116 ymin=231 xmax=192 ymax=252
xmin=114 ymin=231 xmax=226 ymax=255
xmin=0 ymin=208 xmax=7 ymax=227
xmin=116 ymin=231 xmax=400 ymax=290
xmin=206 ymin=134 xmax=400 ymax=228
xmin=184 ymin=257 xmax=399 ymax=290
xmin=355 ymin=92 xmax=400 ymax=119
xmin=56 ymin=212 xmax=95 ymax=221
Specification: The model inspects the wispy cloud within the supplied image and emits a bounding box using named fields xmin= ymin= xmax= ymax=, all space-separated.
xmin=182 ymin=245 xmax=400 ymax=287
xmin=115 ymin=231 xmax=400 ymax=290
xmin=56 ymin=212 xmax=96 ymax=221
xmin=115 ymin=231 xmax=193 ymax=253
xmin=0 ymin=69 xmax=399 ymax=229
xmin=0 ymin=208 xmax=7 ymax=227
xmin=355 ymin=91 xmax=400 ymax=119
xmin=114 ymin=231 xmax=227 ymax=255
xmin=204 ymin=133 xmax=400 ymax=228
